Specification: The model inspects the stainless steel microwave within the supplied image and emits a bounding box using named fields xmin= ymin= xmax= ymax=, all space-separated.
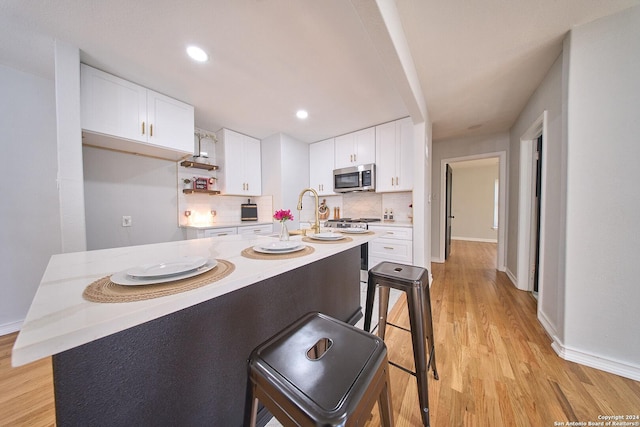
xmin=333 ymin=164 xmax=376 ymax=193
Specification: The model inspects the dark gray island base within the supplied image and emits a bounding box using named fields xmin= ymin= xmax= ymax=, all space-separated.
xmin=52 ymin=247 xmax=362 ymax=426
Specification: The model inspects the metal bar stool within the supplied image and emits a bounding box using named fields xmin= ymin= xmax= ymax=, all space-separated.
xmin=364 ymin=262 xmax=439 ymax=427
xmin=245 ymin=312 xmax=394 ymax=427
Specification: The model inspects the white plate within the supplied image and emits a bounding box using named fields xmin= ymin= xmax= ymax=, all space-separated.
xmin=256 ymin=241 xmax=303 ymax=252
xmin=310 ymin=232 xmax=345 ymax=241
xmin=339 ymin=228 xmax=368 ymax=234
xmin=112 ymin=259 xmax=217 ymax=286
xmin=253 ymin=244 xmax=306 ymax=254
xmin=126 ymin=256 xmax=208 ymax=279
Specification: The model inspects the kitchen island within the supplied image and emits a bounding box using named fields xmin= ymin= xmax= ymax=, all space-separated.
xmin=12 ymin=231 xmax=378 ymax=426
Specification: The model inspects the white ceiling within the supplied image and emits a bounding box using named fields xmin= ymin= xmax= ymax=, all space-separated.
xmin=1 ymin=0 xmax=638 ymax=143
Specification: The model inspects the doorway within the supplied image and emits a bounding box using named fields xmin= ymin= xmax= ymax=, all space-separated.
xmin=439 ymin=151 xmax=507 ymax=270
xmin=517 ymin=111 xmax=547 ymax=296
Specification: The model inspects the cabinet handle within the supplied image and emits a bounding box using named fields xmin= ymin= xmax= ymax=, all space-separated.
xmin=391 ymin=177 xmax=394 ymax=185
xmin=384 ymin=246 xmax=394 ymax=250
xmin=150 ymin=123 xmax=153 ymax=137
xmin=395 ymin=177 xmax=399 ymax=185
xmin=141 ymin=121 xmax=145 ymax=135
xmin=353 ymin=154 xmax=357 ymax=162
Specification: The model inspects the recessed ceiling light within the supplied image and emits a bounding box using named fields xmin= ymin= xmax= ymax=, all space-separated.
xmin=186 ymin=45 xmax=208 ymax=62
xmin=296 ymin=110 xmax=309 ymax=119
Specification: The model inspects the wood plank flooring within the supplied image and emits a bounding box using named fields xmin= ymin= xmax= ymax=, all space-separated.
xmin=365 ymin=240 xmax=640 ymax=426
xmin=1 ymin=240 xmax=639 ymax=426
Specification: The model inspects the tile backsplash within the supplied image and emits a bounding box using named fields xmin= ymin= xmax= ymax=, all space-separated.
xmin=298 ymin=191 xmax=413 ymax=223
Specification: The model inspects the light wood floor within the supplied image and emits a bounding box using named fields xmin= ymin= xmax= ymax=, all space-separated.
xmin=1 ymin=240 xmax=639 ymax=426
xmin=365 ymin=240 xmax=640 ymax=426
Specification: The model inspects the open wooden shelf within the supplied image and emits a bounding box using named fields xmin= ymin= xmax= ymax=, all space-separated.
xmin=182 ymin=189 xmax=221 ymax=195
xmin=180 ymin=160 xmax=219 ymax=171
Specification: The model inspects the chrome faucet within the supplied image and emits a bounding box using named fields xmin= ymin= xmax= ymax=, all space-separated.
xmin=297 ymin=188 xmax=320 ymax=234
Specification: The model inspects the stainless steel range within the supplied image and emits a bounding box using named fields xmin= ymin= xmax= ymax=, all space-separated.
xmin=324 ymin=218 xmax=380 ymax=281
xmin=323 ymin=218 xmax=381 ymax=230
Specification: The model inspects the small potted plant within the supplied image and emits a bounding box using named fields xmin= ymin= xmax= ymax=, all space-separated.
xmin=273 ymin=209 xmax=294 ymax=241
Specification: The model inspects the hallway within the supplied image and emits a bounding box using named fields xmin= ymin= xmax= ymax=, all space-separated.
xmin=366 ymin=240 xmax=640 ymax=426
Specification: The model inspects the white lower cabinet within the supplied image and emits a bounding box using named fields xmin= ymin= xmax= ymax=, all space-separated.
xmin=186 ymin=224 xmax=273 ymax=239
xmin=367 ymin=225 xmax=413 ymax=269
xmin=237 ymin=224 xmax=273 ymax=236
xmin=186 ymin=227 xmax=238 ymax=239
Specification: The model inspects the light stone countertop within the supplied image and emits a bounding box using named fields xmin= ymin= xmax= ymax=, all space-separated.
xmin=12 ymin=231 xmax=378 ymax=367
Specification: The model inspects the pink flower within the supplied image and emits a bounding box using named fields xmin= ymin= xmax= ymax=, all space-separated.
xmin=273 ymin=209 xmax=294 ymax=222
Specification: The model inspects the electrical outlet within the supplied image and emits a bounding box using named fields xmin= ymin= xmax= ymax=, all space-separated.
xmin=122 ymin=216 xmax=132 ymax=227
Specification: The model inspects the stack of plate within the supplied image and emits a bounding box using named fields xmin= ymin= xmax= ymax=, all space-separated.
xmin=253 ymin=241 xmax=306 ymax=254
xmin=111 ymin=256 xmax=217 ymax=286
xmin=309 ymin=232 xmax=345 ymax=241
xmin=339 ymin=228 xmax=368 ymax=234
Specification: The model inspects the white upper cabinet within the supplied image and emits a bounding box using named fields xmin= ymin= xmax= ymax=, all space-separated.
xmin=334 ymin=127 xmax=375 ymax=169
xmin=216 ymin=128 xmax=262 ymax=196
xmin=80 ymin=64 xmax=194 ymax=159
xmin=309 ymin=138 xmax=335 ymax=195
xmin=375 ymin=117 xmax=413 ymax=192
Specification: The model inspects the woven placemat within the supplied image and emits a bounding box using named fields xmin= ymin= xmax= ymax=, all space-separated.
xmin=83 ymin=259 xmax=235 ymax=303
xmin=241 ymin=245 xmax=314 ymax=260
xmin=302 ymin=236 xmax=353 ymax=244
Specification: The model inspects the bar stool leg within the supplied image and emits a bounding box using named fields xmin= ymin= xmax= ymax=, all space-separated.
xmin=407 ymin=286 xmax=431 ymax=427
xmin=378 ymin=361 xmax=394 ymax=426
xmin=422 ymin=287 xmax=439 ymax=380
xmin=364 ymin=273 xmax=377 ymax=332
xmin=378 ymin=286 xmax=390 ymax=339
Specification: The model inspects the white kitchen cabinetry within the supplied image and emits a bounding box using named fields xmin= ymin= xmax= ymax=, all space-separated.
xmin=186 ymin=227 xmax=238 ymax=239
xmin=309 ymin=138 xmax=335 ymax=195
xmin=80 ymin=64 xmax=194 ymax=159
xmin=216 ymin=128 xmax=262 ymax=196
xmin=334 ymin=127 xmax=375 ymax=169
xmin=368 ymin=225 xmax=413 ymax=269
xmin=238 ymin=224 xmax=273 ymax=236
xmin=375 ymin=117 xmax=413 ymax=192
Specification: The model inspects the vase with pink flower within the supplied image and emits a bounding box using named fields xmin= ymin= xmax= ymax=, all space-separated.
xmin=273 ymin=209 xmax=294 ymax=241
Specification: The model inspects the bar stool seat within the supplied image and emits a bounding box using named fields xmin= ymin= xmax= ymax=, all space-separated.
xmin=245 ymin=312 xmax=394 ymax=427
xmin=364 ymin=262 xmax=439 ymax=427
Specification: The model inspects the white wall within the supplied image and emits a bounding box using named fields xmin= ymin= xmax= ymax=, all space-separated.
xmin=0 ymin=64 xmax=61 ymax=333
xmin=83 ymin=146 xmax=186 ymax=250
xmin=431 ymin=132 xmax=509 ymax=258
xmin=261 ymin=133 xmax=310 ymax=230
xmin=508 ymin=53 xmax=564 ymax=342
xmin=451 ymin=164 xmax=499 ymax=242
xmin=561 ymin=6 xmax=640 ymax=377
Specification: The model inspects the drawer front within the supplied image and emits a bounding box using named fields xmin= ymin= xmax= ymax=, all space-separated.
xmin=203 ymin=227 xmax=237 ymax=238
xmin=368 ymin=226 xmax=412 ymax=240
xmin=369 ymin=238 xmax=413 ymax=262
xmin=238 ymin=224 xmax=273 ymax=236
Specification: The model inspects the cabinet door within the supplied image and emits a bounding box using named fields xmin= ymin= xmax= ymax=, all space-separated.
xmin=334 ymin=127 xmax=376 ymax=168
xmin=334 ymin=133 xmax=355 ymax=169
xmin=146 ymin=90 xmax=194 ymax=154
xmin=309 ymin=138 xmax=335 ymax=195
xmin=375 ymin=121 xmax=397 ymax=192
xmin=354 ymin=127 xmax=376 ymax=165
xmin=396 ymin=117 xmax=413 ymax=191
xmin=80 ymin=64 xmax=146 ymax=143
xmin=217 ymin=129 xmax=262 ymax=196
xmin=243 ymin=135 xmax=262 ymax=196
xmin=220 ymin=130 xmax=246 ymax=194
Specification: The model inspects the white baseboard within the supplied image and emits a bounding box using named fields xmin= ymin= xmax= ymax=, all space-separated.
xmin=431 ymin=256 xmax=444 ymax=263
xmin=552 ymin=339 xmax=640 ymax=381
xmin=505 ymin=267 xmax=518 ymax=287
xmin=537 ymin=309 xmax=558 ymax=340
xmin=0 ymin=320 xmax=22 ymax=336
xmin=452 ymin=236 xmax=498 ymax=243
